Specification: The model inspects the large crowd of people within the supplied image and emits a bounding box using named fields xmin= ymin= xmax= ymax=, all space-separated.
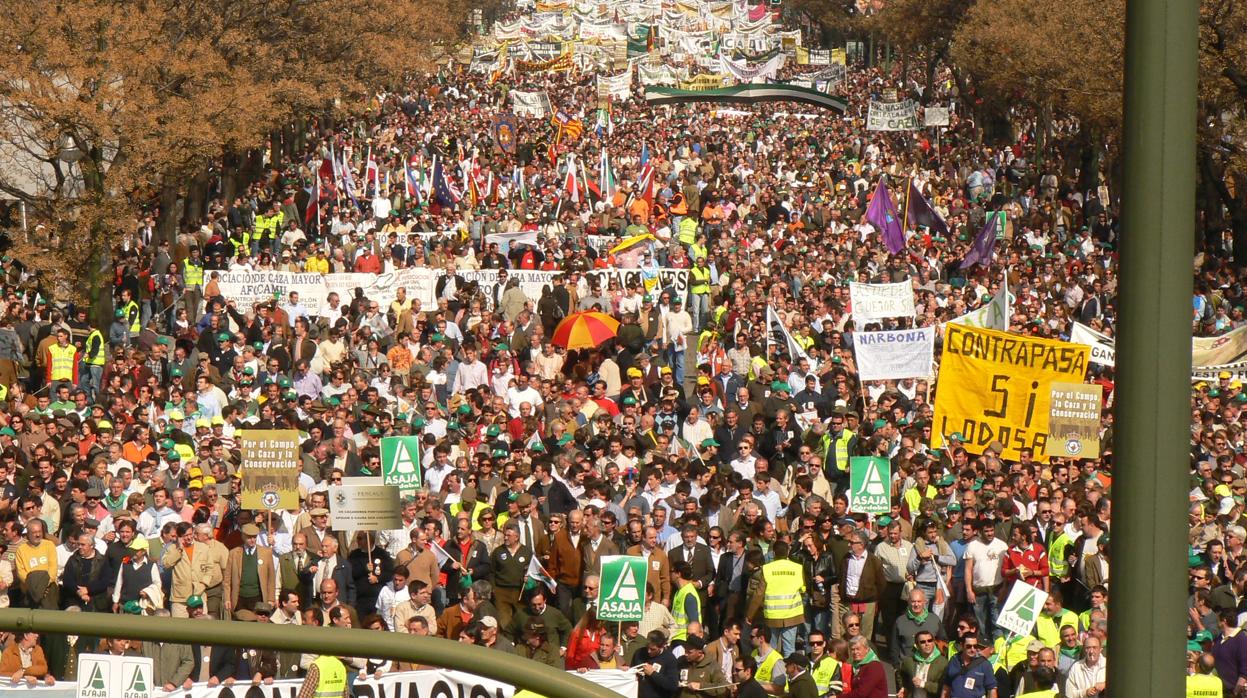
xmin=0 ymin=2 xmax=1233 ymax=697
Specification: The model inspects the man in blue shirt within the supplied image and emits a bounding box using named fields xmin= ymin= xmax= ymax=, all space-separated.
xmin=943 ymin=632 xmax=997 ymax=698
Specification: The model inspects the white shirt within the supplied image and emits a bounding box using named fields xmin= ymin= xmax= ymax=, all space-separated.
xmin=1064 ymin=656 xmax=1106 ymax=698
xmin=377 ymin=582 xmax=411 ymax=630
xmin=506 ymin=385 xmax=544 ymax=417
xmin=964 ymin=537 xmax=1009 ymax=588
xmin=845 ymin=551 xmax=868 ymax=597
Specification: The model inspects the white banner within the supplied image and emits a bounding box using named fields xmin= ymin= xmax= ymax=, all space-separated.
xmin=767 ymin=305 xmax=818 ymax=370
xmin=1069 ymin=322 xmax=1115 ymax=367
xmin=849 ymin=281 xmax=916 ymax=322
xmin=854 ymin=327 xmax=935 ymax=381
xmin=924 ymin=106 xmax=950 ymax=127
xmin=510 ymin=89 xmax=553 ymax=118
xmin=34 ymin=667 xmax=639 ymax=698
xmin=484 ymin=230 xmax=539 ymax=254
xmin=597 ymin=70 xmax=633 ymax=100
xmin=637 ymin=61 xmax=679 ymax=86
xmin=214 ymin=271 xmax=331 ymax=314
xmin=719 ymin=50 xmax=785 ymax=82
xmin=867 ymin=100 xmax=919 ymax=131
xmin=584 ymin=268 xmax=689 ymax=295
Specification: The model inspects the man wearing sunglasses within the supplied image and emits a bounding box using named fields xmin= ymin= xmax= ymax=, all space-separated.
xmin=942 ymin=632 xmax=997 ymax=698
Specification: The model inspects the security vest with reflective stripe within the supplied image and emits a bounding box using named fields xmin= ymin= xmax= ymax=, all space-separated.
xmin=671 ymin=581 xmax=700 ymax=641
xmin=123 ymin=300 xmax=141 ymax=333
xmin=760 ymin=558 xmax=805 ymax=620
xmin=311 ymin=655 xmax=347 ymax=698
xmin=991 ymin=635 xmax=1031 ymax=672
xmin=690 ymin=266 xmax=711 ymax=294
xmin=810 ymin=655 xmax=842 ymax=695
xmin=1187 ymin=672 xmax=1224 ymax=697
xmin=48 ymin=344 xmax=77 ymax=381
xmin=84 ymin=329 xmax=106 ymax=366
xmin=1048 ymin=532 xmax=1074 ymax=577
xmin=183 ymin=258 xmax=203 ymax=287
xmin=904 ymin=484 xmax=937 ymax=514
xmin=753 ymin=648 xmax=784 ymax=693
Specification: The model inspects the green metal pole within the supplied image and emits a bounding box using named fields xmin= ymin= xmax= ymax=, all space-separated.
xmin=1110 ymin=0 xmax=1196 ymax=690
xmin=0 ymin=609 xmax=620 ymax=698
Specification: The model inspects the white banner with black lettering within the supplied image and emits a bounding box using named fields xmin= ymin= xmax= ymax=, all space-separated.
xmin=1069 ymin=322 xmax=1115 ymax=367
xmin=597 ymin=71 xmax=633 ymax=101
xmin=849 ymin=281 xmax=916 ymax=322
xmin=854 ymin=327 xmax=935 ymax=381
xmin=510 ymin=90 xmax=553 ymax=118
xmin=20 ymin=667 xmax=636 ymax=698
xmin=583 ymin=268 xmax=689 ymax=295
xmin=867 ymin=100 xmax=919 ymax=131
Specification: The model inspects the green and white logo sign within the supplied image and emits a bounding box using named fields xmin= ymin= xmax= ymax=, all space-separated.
xmin=597 ymin=555 xmax=647 ymax=622
xmin=78 ymin=654 xmax=153 ymax=698
xmin=996 ymin=582 xmax=1049 ymax=637
xmin=849 ymin=456 xmax=890 ymax=514
xmin=380 ymin=436 xmax=422 ymax=495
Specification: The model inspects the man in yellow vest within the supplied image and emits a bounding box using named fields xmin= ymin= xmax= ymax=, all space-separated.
xmin=183 ymin=247 xmax=205 ymax=324
xmin=754 ymin=541 xmax=804 ymax=656
xmin=45 ymin=328 xmax=79 ymax=396
xmin=81 ymin=325 xmax=107 ymax=400
xmin=120 ymin=289 xmax=141 ymax=335
xmin=1186 ymin=650 xmax=1223 ymax=697
xmin=298 ymin=654 xmax=348 ymax=698
xmin=805 ymin=630 xmax=845 ymax=696
xmin=671 ymin=563 xmax=701 ymax=643
xmin=1016 ymin=663 xmax=1061 ymax=698
xmin=748 ymin=628 xmax=787 ymax=695
xmin=1034 ymin=590 xmax=1079 ymax=648
xmin=689 ymin=256 xmax=712 ymax=332
xmin=821 ymin=408 xmax=857 ymax=493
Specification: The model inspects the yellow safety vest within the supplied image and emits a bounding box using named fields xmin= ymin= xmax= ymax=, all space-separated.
xmin=1048 ymin=532 xmax=1073 ymax=577
xmin=991 ymin=635 xmax=1031 ymax=672
xmin=823 ymin=429 xmax=855 ymax=472
xmin=449 ymin=501 xmax=487 ymax=531
xmin=1034 ymin=608 xmax=1078 ymax=647
xmin=671 ymin=581 xmax=700 ymax=641
xmin=1016 ymin=690 xmax=1058 ymax=698
xmin=753 ymin=648 xmax=785 ymax=693
xmin=48 ymin=344 xmax=77 ymax=381
xmin=1187 ymin=672 xmax=1224 ymax=698
xmin=760 ymin=558 xmax=805 ymax=620
xmin=689 ymin=243 xmax=707 ymax=261
xmin=123 ymin=300 xmax=141 ymax=333
xmin=678 ymin=218 xmax=698 ymax=246
xmin=84 ymin=329 xmax=107 ymax=366
xmin=904 ymin=484 xmax=937 ymax=514
xmin=311 ymin=655 xmax=347 ymax=698
xmin=690 ymin=266 xmax=711 ymax=294
xmin=183 ymin=259 xmax=204 ymax=287
xmin=810 ymin=655 xmax=842 ymax=695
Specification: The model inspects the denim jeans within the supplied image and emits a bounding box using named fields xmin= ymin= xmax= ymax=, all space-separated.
xmin=770 ymin=625 xmax=799 ymax=657
xmin=972 ymin=586 xmax=1002 ymax=640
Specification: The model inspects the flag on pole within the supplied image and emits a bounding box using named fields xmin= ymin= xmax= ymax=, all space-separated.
xmin=305 ymin=177 xmax=320 ymax=226
xmin=365 ymin=148 xmax=379 ymax=196
xmin=404 ymin=156 xmax=421 ymax=202
xmin=960 ymin=213 xmax=1000 ymax=269
xmin=564 ymin=153 xmax=581 ymax=204
xmin=866 ymin=178 xmax=905 ymax=254
xmin=637 ymin=163 xmax=656 ymax=205
xmin=639 ymin=141 xmax=650 ymax=166
xmin=904 ymin=180 xmax=950 ymax=239
xmin=431 ymin=155 xmax=459 ymax=208
xmin=600 ymin=148 xmax=616 ymax=200
xmin=526 ymin=556 xmax=557 ymax=592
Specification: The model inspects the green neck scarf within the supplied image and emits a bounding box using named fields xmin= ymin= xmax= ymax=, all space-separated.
xmin=914 ymin=645 xmax=941 ymax=665
xmin=1059 ymin=645 xmax=1082 ymax=660
xmin=853 ymin=649 xmax=879 ymax=669
xmin=907 ymin=608 xmax=930 ymax=625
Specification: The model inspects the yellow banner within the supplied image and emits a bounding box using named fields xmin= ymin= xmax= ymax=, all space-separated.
xmin=516 ymin=51 xmax=575 ymax=73
xmin=932 ymin=325 xmax=1089 ymax=460
xmin=831 ymin=48 xmax=846 ymax=65
xmin=796 ymin=46 xmax=809 ymax=65
xmin=678 ymin=73 xmax=728 ymax=90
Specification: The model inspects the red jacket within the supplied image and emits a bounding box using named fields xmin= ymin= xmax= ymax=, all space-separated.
xmin=842 ymin=660 xmax=887 ymax=698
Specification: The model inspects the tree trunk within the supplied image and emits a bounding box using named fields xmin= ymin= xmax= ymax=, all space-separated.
xmin=155 ymin=183 xmax=180 ymax=244
xmin=183 ymin=169 xmax=211 ymax=226
xmin=221 ymin=149 xmax=242 ymax=205
xmin=1077 ymin=127 xmax=1102 ymax=195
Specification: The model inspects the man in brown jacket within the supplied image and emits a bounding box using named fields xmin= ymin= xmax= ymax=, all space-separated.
xmin=627 ymin=524 xmax=671 ymax=606
xmin=194 ymin=523 xmax=229 ymax=619
xmin=394 ymin=528 xmax=442 ymax=597
xmin=580 ymin=515 xmax=619 ymax=575
xmin=224 ymin=523 xmax=277 ymax=615
xmin=836 ymin=529 xmax=886 ymax=646
xmin=546 ymin=511 xmax=585 ymax=616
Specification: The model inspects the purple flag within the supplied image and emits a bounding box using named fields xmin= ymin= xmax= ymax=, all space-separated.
xmin=905 ymin=180 xmax=950 ymax=239
xmin=866 ymin=179 xmax=905 ymax=254
xmin=960 ymin=213 xmax=999 ymax=269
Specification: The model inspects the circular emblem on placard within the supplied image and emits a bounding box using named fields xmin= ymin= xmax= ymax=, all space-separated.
xmin=261 ymin=484 xmax=281 ymax=510
xmin=1065 ymin=437 xmax=1082 ymax=456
